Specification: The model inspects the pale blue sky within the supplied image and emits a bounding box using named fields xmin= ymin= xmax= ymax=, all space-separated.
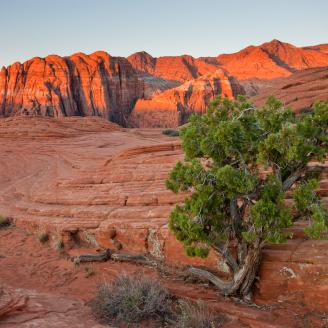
xmin=1 ymin=0 xmax=327 ymax=67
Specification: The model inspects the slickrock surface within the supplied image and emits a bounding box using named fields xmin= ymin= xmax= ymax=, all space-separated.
xmin=0 ymin=228 xmax=326 ymax=328
xmin=252 ymin=67 xmax=328 ymax=111
xmin=0 ymin=116 xmax=327 ymax=326
xmin=128 ymin=69 xmax=244 ymax=127
xmin=0 ymin=284 xmax=105 ymax=328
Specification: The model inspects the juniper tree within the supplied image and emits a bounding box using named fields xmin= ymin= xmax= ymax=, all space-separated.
xmin=166 ymin=96 xmax=328 ymax=297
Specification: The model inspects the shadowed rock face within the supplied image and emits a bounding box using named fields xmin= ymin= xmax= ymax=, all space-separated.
xmin=303 ymin=43 xmax=328 ymax=54
xmin=252 ymin=67 xmax=328 ymax=111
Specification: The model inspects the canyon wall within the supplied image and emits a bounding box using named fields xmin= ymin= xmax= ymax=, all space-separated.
xmin=1 ymin=40 xmax=328 ymax=127
xmin=128 ymin=69 xmax=244 ymax=127
xmin=0 ymin=52 xmax=143 ymax=126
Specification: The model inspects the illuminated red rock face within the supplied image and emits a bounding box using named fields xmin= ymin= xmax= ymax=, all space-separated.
xmin=0 ymin=53 xmax=244 ymax=127
xmin=128 ymin=40 xmax=328 ymax=82
xmin=128 ymin=69 xmax=244 ymax=127
xmin=127 ymin=52 xmax=219 ymax=82
xmin=216 ymin=39 xmax=328 ymax=80
xmin=252 ymin=66 xmax=328 ymax=111
xmin=0 ymin=52 xmax=143 ymax=126
xmin=1 ymin=40 xmax=328 ymax=127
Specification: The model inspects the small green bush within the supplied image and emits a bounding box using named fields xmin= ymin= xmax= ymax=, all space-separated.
xmin=162 ymin=129 xmax=180 ymax=137
xmin=91 ymin=273 xmax=172 ymax=325
xmin=0 ymin=216 xmax=11 ymax=229
xmin=176 ymin=300 xmax=222 ymax=328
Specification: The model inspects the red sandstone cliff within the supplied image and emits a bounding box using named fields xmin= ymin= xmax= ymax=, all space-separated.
xmin=0 ymin=52 xmax=244 ymax=128
xmin=127 ymin=52 xmax=219 ymax=82
xmin=217 ymin=39 xmax=328 ymax=80
xmin=0 ymin=52 xmax=144 ymax=126
xmin=127 ymin=40 xmax=328 ymax=82
xmin=128 ymin=69 xmax=244 ymax=127
xmin=1 ymin=40 xmax=328 ymax=127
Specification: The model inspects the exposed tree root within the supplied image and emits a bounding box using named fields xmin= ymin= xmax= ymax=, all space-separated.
xmin=73 ymin=250 xmax=111 ymax=264
xmin=71 ymin=249 xmax=226 ymax=288
xmin=71 ymin=247 xmax=260 ymax=299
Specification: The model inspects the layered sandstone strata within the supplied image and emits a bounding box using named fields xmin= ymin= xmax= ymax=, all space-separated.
xmin=252 ymin=66 xmax=328 ymax=111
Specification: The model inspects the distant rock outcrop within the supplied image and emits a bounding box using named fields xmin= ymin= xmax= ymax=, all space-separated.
xmin=128 ymin=52 xmax=219 ymax=82
xmin=128 ymin=40 xmax=328 ymax=82
xmin=128 ymin=69 xmax=244 ymax=127
xmin=303 ymin=43 xmax=328 ymax=54
xmin=217 ymin=39 xmax=328 ymax=80
xmin=252 ymin=66 xmax=328 ymax=111
xmin=0 ymin=53 xmax=244 ymax=127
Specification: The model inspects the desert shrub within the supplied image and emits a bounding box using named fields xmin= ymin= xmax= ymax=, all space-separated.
xmin=0 ymin=216 xmax=11 ymax=229
xmin=162 ymin=129 xmax=180 ymax=137
xmin=53 ymin=236 xmax=64 ymax=252
xmin=84 ymin=266 xmax=95 ymax=278
xmin=36 ymin=229 xmax=49 ymax=243
xmin=167 ymin=96 xmax=328 ymax=296
xmin=91 ymin=273 xmax=172 ymax=325
xmin=175 ymin=300 xmax=222 ymax=328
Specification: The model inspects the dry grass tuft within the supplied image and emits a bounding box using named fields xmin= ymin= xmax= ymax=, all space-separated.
xmin=36 ymin=229 xmax=49 ymax=243
xmin=91 ymin=273 xmax=172 ymax=325
xmin=53 ymin=236 xmax=64 ymax=252
xmin=84 ymin=266 xmax=96 ymax=278
xmin=175 ymin=300 xmax=222 ymax=328
xmin=0 ymin=216 xmax=11 ymax=229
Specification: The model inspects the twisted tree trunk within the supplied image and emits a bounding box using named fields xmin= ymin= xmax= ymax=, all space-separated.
xmin=188 ymin=243 xmax=261 ymax=297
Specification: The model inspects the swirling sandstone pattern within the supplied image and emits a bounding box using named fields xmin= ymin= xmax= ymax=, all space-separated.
xmin=0 ymin=117 xmax=327 ymax=316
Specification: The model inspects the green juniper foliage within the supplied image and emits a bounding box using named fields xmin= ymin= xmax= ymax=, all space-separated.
xmin=166 ymin=96 xmax=328 ymax=292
